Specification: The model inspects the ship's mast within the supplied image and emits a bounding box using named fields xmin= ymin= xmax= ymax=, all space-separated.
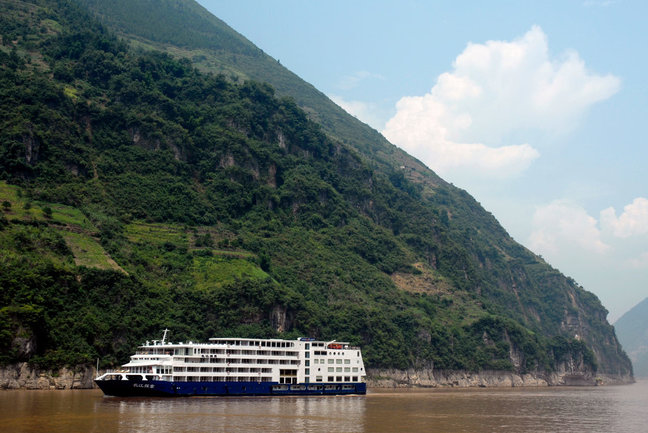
xmin=161 ymin=328 xmax=170 ymax=345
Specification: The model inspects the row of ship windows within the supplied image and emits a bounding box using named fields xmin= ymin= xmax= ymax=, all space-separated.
xmin=311 ymin=376 xmax=360 ymax=383
xmin=138 ymin=350 xmax=357 ymax=358
xmin=195 ymin=350 xmax=299 ymax=356
xmin=307 ymin=367 xmax=359 ymax=373
xmin=310 ymin=359 xmax=354 ymax=365
xmin=167 ymin=376 xmax=358 ymax=383
xmin=177 ymin=376 xmax=275 ymax=382
xmin=130 ymin=367 xmax=169 ymax=374
xmin=134 ymin=366 xmax=363 ymax=375
xmin=127 ymin=375 xmax=361 ymax=383
xmin=181 ymin=358 xmax=300 ymax=365
xmin=173 ymin=367 xmax=275 ymax=373
xmin=208 ymin=340 xmax=296 ymax=348
xmin=278 ymin=376 xmax=361 ymax=384
xmin=138 ymin=349 xmax=300 ymax=357
xmin=178 ymin=358 xmax=356 ymax=366
xmin=312 ymin=351 xmax=358 ymax=357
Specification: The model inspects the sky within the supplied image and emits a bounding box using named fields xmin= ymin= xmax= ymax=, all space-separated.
xmin=197 ymin=0 xmax=647 ymax=322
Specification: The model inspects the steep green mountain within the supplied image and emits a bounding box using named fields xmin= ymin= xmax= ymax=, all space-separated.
xmin=75 ymin=0 xmax=420 ymax=176
xmin=0 ymin=0 xmax=632 ymax=382
xmin=615 ymin=298 xmax=648 ymax=377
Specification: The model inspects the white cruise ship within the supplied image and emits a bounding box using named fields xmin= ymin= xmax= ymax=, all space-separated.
xmin=95 ymin=331 xmax=367 ymax=396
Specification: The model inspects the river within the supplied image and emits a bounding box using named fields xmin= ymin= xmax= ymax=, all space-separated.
xmin=2 ymin=381 xmax=647 ymax=432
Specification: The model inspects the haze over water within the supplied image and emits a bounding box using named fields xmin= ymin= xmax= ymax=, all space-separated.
xmin=2 ymin=381 xmax=647 ymax=433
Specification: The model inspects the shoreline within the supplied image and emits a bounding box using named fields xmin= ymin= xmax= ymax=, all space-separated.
xmin=366 ymin=367 xmax=634 ymax=388
xmin=0 ymin=363 xmax=634 ymax=390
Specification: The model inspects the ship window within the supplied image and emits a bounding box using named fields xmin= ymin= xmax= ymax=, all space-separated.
xmin=344 ymin=359 xmax=350 ymax=364
xmin=328 ymin=367 xmax=334 ymax=372
xmin=352 ymin=367 xmax=358 ymax=372
xmin=305 ymin=343 xmax=310 ymax=350
xmin=344 ymin=367 xmax=350 ymax=372
xmin=305 ymin=360 xmax=310 ymax=366
xmin=328 ymin=359 xmax=334 ymax=364
xmin=328 ymin=376 xmax=334 ymax=382
xmin=336 ymin=359 xmax=342 ymax=364
xmin=316 ymin=376 xmax=323 ymax=382
xmin=305 ymin=368 xmax=310 ymax=375
xmin=305 ymin=352 xmax=310 ymax=358
xmin=336 ymin=367 xmax=342 ymax=372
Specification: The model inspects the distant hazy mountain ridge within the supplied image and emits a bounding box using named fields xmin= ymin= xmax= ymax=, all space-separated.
xmin=615 ymin=298 xmax=648 ymax=377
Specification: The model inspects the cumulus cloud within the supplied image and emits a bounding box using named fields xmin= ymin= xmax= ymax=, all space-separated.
xmin=529 ymin=200 xmax=610 ymax=257
xmin=382 ymin=26 xmax=620 ymax=179
xmin=600 ymin=197 xmax=648 ymax=238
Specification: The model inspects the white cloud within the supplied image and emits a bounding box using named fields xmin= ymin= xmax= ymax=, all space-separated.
xmin=382 ymin=25 xmax=620 ymax=179
xmin=600 ymin=197 xmax=648 ymax=238
xmin=529 ymin=200 xmax=610 ymax=257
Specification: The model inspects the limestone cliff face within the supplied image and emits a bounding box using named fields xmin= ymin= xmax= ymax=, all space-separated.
xmin=367 ymin=368 xmax=633 ymax=388
xmin=0 ymin=364 xmax=96 ymax=390
xmin=367 ymin=341 xmax=633 ymax=388
xmin=0 ymin=362 xmax=633 ymax=390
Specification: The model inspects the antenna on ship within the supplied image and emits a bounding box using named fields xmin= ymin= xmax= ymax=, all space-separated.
xmin=161 ymin=328 xmax=170 ymax=345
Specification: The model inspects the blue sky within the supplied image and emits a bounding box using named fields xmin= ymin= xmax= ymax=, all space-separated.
xmin=197 ymin=0 xmax=647 ymax=321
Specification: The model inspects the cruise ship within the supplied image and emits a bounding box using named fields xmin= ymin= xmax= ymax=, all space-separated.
xmin=95 ymin=330 xmax=367 ymax=396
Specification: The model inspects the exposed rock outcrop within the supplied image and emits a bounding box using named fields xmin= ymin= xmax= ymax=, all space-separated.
xmin=0 ymin=363 xmax=96 ymax=390
xmin=0 ymin=363 xmax=633 ymax=390
xmin=367 ymin=368 xmax=634 ymax=388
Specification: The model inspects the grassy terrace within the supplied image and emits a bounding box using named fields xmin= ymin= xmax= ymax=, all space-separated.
xmin=62 ymin=231 xmax=125 ymax=272
xmin=193 ymin=256 xmax=269 ymax=291
xmin=125 ymin=222 xmax=188 ymax=247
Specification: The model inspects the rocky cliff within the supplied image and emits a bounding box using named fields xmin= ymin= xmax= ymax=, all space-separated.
xmin=0 ymin=364 xmax=96 ymax=390
xmin=0 ymin=364 xmax=631 ymax=390
xmin=366 ymin=368 xmax=633 ymax=388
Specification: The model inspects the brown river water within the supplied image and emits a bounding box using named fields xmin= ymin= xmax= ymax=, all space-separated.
xmin=2 ymin=381 xmax=647 ymax=432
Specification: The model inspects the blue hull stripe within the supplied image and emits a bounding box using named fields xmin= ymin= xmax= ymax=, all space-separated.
xmin=95 ymin=380 xmax=367 ymax=397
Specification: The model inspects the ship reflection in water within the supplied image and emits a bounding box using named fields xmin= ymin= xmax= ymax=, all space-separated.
xmin=103 ymin=395 xmax=366 ymax=432
xmin=2 ymin=380 xmax=648 ymax=433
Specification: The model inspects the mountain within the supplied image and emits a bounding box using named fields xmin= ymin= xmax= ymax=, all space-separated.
xmin=615 ymin=298 xmax=648 ymax=377
xmin=0 ymin=0 xmax=632 ymax=385
xmin=75 ymin=0 xmax=428 ymax=177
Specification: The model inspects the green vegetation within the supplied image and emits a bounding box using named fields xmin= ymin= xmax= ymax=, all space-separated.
xmin=0 ymin=0 xmax=630 ymax=378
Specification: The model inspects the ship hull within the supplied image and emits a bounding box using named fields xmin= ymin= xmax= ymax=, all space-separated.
xmin=95 ymin=379 xmax=366 ymax=397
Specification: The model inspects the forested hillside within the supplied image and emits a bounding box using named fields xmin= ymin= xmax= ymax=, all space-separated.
xmin=0 ymin=0 xmax=632 ymax=381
